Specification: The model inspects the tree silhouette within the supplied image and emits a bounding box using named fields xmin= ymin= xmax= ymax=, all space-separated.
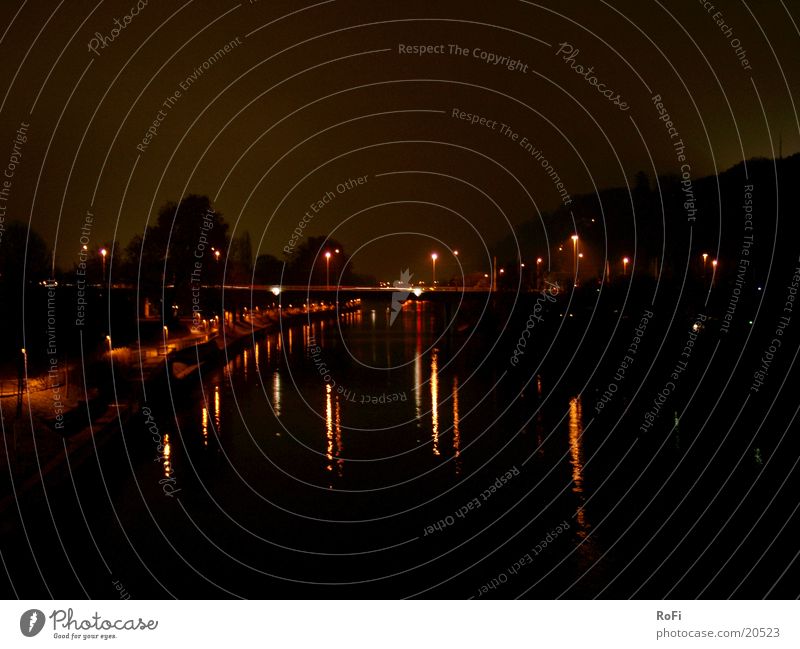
xmin=0 ymin=220 xmax=52 ymax=349
xmin=0 ymin=220 xmax=51 ymax=288
xmin=227 ymin=230 xmax=253 ymax=284
xmin=120 ymin=195 xmax=229 ymax=321
xmin=253 ymin=253 xmax=283 ymax=285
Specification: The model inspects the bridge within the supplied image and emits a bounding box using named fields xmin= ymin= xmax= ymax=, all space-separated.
xmin=216 ymin=284 xmax=517 ymax=306
xmin=233 ymin=285 xmax=497 ymax=294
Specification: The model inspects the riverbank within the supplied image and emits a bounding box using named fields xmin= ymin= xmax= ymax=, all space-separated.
xmin=0 ymin=302 xmax=351 ymax=519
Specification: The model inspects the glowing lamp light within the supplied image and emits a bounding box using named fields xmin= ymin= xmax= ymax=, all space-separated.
xmin=271 ymin=287 xmax=281 ymax=296
xmin=413 ymin=287 xmax=423 ymax=297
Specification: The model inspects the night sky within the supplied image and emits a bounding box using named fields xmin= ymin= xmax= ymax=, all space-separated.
xmin=1 ymin=0 xmax=798 ymax=281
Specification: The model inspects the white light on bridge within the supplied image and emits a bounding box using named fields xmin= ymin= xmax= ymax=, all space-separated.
xmin=271 ymin=286 xmax=281 ymax=296
xmin=413 ymin=288 xmax=422 ymax=297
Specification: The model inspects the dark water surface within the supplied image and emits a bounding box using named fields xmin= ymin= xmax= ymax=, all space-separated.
xmin=2 ymin=299 xmax=798 ymax=599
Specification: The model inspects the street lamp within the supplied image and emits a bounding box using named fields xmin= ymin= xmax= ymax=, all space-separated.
xmin=711 ymin=259 xmax=718 ymax=287
xmin=100 ymin=248 xmax=107 ymax=282
xmin=453 ymin=250 xmax=459 ymax=256
xmin=571 ymin=235 xmax=579 ymax=285
xmin=164 ymin=325 xmax=168 ymax=341
xmin=623 ymin=256 xmax=629 ymax=276
xmin=325 ymin=251 xmax=331 ymax=287
xmin=106 ymin=335 xmax=112 ymax=352
xmin=431 ymin=253 xmax=438 ymax=285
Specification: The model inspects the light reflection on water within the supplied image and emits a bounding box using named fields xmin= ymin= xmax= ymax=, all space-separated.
xmin=414 ymin=321 xmax=422 ymax=422
xmin=162 ymin=433 xmax=172 ymax=479
xmin=214 ymin=384 xmax=221 ymax=433
xmin=324 ymin=384 xmax=345 ymax=480
xmin=334 ymin=392 xmax=343 ymax=477
xmin=325 ymin=384 xmax=334 ymax=472
xmin=452 ymin=376 xmax=461 ymax=475
xmin=569 ymin=396 xmax=588 ymax=535
xmin=272 ymin=370 xmax=281 ymax=420
xmin=188 ymin=309 xmax=591 ymax=521
xmin=142 ymin=304 xmax=623 ymax=596
xmin=430 ymin=349 xmax=440 ymax=457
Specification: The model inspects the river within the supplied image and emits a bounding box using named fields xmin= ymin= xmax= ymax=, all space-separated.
xmin=1 ymin=298 xmax=796 ymax=598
